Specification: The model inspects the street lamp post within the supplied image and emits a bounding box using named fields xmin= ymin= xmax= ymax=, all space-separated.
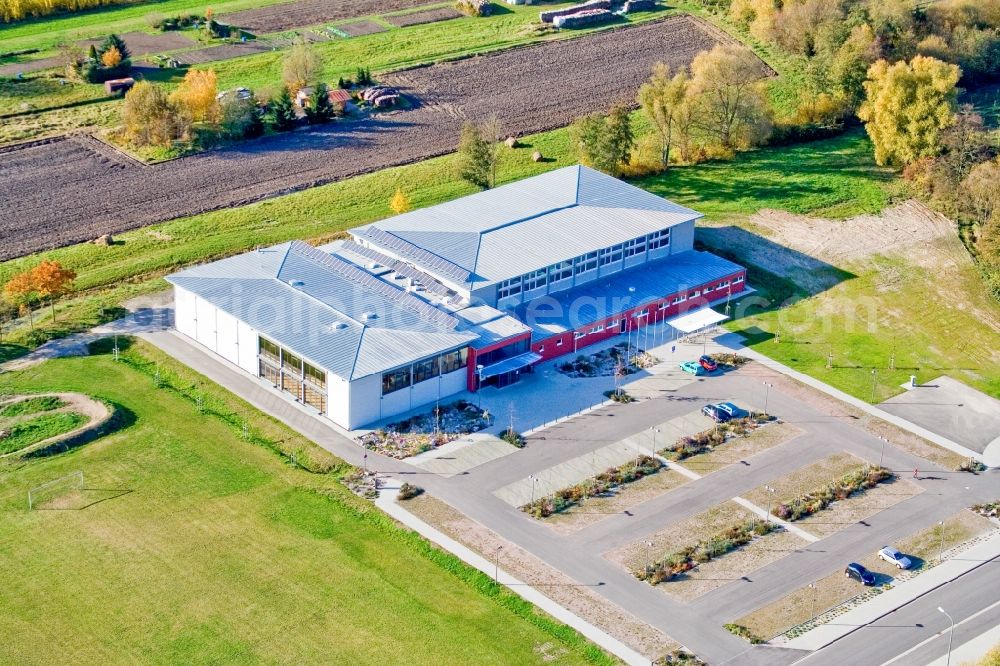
xmin=938 ymin=606 xmax=955 ymax=666
xmin=808 ymin=583 xmax=816 ymax=619
xmin=938 ymin=520 xmax=945 ymax=562
xmin=878 ymin=436 xmax=888 ymax=468
xmin=870 ymin=368 xmax=878 ymax=403
xmin=529 ymin=474 xmax=537 ymax=506
xmin=644 ymin=540 xmax=653 ymax=578
xmin=762 ymin=381 xmax=773 ymax=416
xmin=476 ymin=364 xmax=485 ymax=408
xmin=765 ymin=485 xmax=776 ymax=523
xmin=494 ymin=545 xmax=503 ymax=584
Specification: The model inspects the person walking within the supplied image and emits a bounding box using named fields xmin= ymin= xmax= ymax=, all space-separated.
xmin=913 ymin=468 xmax=919 ymax=479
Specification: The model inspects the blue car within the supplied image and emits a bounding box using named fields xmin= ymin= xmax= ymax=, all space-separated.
xmin=845 ymin=562 xmax=876 ymax=586
xmin=717 ymin=402 xmax=748 ymax=419
xmin=680 ymin=361 xmax=705 ymax=376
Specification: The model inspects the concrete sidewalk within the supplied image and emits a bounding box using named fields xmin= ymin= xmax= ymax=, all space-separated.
xmin=784 ymin=529 xmax=1000 ymax=651
xmin=373 ymin=477 xmax=651 ymax=666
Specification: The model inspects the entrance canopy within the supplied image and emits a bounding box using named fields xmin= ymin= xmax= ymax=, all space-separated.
xmin=666 ymin=307 xmax=729 ymax=334
xmin=479 ymin=352 xmax=542 ymax=379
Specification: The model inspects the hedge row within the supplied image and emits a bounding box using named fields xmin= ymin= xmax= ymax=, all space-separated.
xmin=659 ymin=414 xmax=774 ymax=461
xmin=774 ymin=466 xmax=893 ymax=522
xmin=522 ymin=455 xmax=663 ymax=517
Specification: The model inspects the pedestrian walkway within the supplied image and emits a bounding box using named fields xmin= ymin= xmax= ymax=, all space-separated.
xmin=405 ymin=433 xmax=518 ymax=477
xmin=373 ymin=478 xmax=651 ymax=666
xmin=784 ymin=529 xmax=1000 ymax=651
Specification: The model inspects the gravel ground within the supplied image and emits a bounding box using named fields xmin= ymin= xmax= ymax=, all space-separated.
xmin=221 ymin=0 xmax=436 ymax=32
xmin=0 ymin=16 xmax=746 ymax=260
xmin=383 ymin=7 xmax=463 ymax=27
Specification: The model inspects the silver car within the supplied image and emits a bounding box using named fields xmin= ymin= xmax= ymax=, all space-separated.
xmin=878 ymin=546 xmax=913 ymax=569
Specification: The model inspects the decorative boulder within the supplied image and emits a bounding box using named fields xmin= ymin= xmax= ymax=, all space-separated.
xmin=505 ymin=136 xmax=519 ymax=148
xmin=532 ymin=151 xmax=542 ymax=162
xmin=93 ymin=233 xmax=114 ymax=246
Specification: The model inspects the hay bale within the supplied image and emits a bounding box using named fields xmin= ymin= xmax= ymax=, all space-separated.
xmin=505 ymin=136 xmax=519 ymax=148
xmin=532 ymin=150 xmax=542 ymax=162
xmin=93 ymin=233 xmax=114 ymax=246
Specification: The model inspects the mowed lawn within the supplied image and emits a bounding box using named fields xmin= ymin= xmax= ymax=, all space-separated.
xmin=0 ymin=347 xmax=609 ymax=665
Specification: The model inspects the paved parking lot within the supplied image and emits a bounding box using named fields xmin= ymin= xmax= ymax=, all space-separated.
xmin=146 ymin=327 xmax=1000 ymax=665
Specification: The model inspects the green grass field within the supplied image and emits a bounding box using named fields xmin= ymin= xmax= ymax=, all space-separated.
xmin=0 ymin=341 xmax=611 ymax=665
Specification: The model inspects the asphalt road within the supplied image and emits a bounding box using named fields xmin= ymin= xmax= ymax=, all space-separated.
xmin=796 ymin=556 xmax=1000 ymax=666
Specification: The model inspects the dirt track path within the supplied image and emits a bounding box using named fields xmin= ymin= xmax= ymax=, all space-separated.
xmin=0 ymin=17 xmax=746 ymax=261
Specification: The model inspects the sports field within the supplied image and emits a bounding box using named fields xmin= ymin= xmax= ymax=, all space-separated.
xmin=0 ymin=341 xmax=611 ymax=665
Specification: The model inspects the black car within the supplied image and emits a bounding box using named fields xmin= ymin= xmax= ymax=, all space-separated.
xmin=845 ymin=562 xmax=875 ymax=585
xmin=702 ymin=404 xmax=731 ymax=422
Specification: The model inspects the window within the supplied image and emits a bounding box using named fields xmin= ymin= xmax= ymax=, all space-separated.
xmin=575 ymin=251 xmax=598 ymax=273
xmin=412 ymin=356 xmax=440 ymax=384
xmin=497 ymin=276 xmax=522 ymax=299
xmin=635 ymin=309 xmax=648 ymax=318
xmin=523 ymin=268 xmax=548 ymax=292
xmin=556 ymin=338 xmax=564 ymax=347
xmin=538 ymin=346 xmax=544 ymax=354
xmin=648 ymin=228 xmax=671 ymax=250
xmin=719 ymin=280 xmax=730 ymax=288
xmin=382 ymin=367 xmax=411 ymax=395
xmin=623 ymin=237 xmax=647 ymax=258
xmin=735 ymin=275 xmax=745 ymax=283
xmin=282 ymin=351 xmax=302 ymax=373
xmin=672 ymin=294 xmax=687 ymax=304
xmin=258 ymin=337 xmax=280 ymax=363
xmin=610 ymin=319 xmax=619 ymax=326
xmin=304 ymin=361 xmax=326 ymax=389
xmin=589 ymin=324 xmax=604 ymax=334
xmin=599 ymin=244 xmax=623 ymax=266
xmin=658 ymin=302 xmax=670 ymax=311
xmin=439 ymin=348 xmax=469 ymax=374
xmin=548 ymin=260 xmax=573 ymax=283
xmin=574 ymin=332 xmax=586 ymax=340
xmin=689 ymin=290 xmax=701 ymax=298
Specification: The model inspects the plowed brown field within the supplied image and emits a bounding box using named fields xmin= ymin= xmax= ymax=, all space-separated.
xmin=0 ymin=16 xmax=766 ymax=260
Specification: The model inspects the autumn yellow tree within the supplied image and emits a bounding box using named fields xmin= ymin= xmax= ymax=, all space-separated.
xmin=282 ymin=40 xmax=321 ymax=93
xmin=637 ymin=62 xmax=691 ymax=170
xmin=858 ymin=56 xmax=961 ymax=167
xmin=121 ymin=81 xmax=183 ymax=147
xmin=100 ymin=44 xmax=122 ymax=68
xmin=390 ymin=188 xmax=411 ymax=214
xmin=170 ymin=69 xmax=220 ymax=123
xmin=31 ymin=260 xmax=76 ymax=321
xmin=3 ymin=270 xmax=39 ymax=331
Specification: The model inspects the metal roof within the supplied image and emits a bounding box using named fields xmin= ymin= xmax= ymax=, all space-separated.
xmin=511 ymin=250 xmax=743 ymax=339
xmin=354 ymin=165 xmax=701 ymax=286
xmin=166 ymin=241 xmax=479 ymax=381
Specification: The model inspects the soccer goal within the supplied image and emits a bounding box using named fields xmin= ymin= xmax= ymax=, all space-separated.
xmin=27 ymin=471 xmax=84 ymax=510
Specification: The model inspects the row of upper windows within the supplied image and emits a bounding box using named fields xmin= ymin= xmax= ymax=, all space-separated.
xmin=381 ymin=347 xmax=469 ymax=395
xmin=495 ymin=228 xmax=672 ymax=300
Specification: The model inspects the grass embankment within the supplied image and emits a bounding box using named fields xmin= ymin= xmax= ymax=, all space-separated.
xmin=0 ymin=340 xmax=612 ymax=665
xmin=0 ymin=411 xmax=86 ymax=454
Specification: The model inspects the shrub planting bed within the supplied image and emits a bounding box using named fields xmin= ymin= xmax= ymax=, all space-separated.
xmin=521 ymin=455 xmax=663 ymax=518
xmin=708 ymin=352 xmax=749 ymax=369
xmin=557 ymin=342 xmax=658 ymax=378
xmin=356 ymin=400 xmax=491 ymax=458
xmin=659 ymin=414 xmax=775 ymax=461
xmin=773 ymin=466 xmax=893 ymax=522
xmin=1 ymin=16 xmax=743 ymax=260
xmin=636 ymin=518 xmax=777 ymax=584
xmin=972 ymin=501 xmax=1000 ymax=519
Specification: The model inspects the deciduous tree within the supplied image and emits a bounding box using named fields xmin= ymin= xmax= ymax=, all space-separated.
xmin=858 ymin=55 xmax=961 ymax=167
xmin=570 ymin=105 xmax=634 ymax=177
xmin=171 ymin=69 xmax=220 ymax=123
xmin=2 ymin=271 xmax=38 ymax=331
xmin=637 ymin=63 xmax=690 ymax=170
xmin=282 ymin=40 xmax=321 ymax=93
xmin=390 ymin=188 xmax=411 ymax=214
xmin=688 ymin=44 xmax=772 ymax=153
xmin=100 ymin=44 xmax=122 ymax=68
xmin=456 ymin=117 xmax=502 ymax=189
xmin=121 ymin=81 xmax=183 ymax=147
xmin=31 ymin=260 xmax=76 ymax=321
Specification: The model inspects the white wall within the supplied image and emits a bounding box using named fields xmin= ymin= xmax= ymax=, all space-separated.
xmin=174 ymin=287 xmax=198 ymax=339
xmin=215 ymin=309 xmax=240 ymax=366
xmin=237 ymin=321 xmax=258 ymax=375
xmin=195 ymin=297 xmax=217 ymax=350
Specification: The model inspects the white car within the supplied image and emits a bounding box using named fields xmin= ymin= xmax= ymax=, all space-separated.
xmin=878 ymin=546 xmax=913 ymax=569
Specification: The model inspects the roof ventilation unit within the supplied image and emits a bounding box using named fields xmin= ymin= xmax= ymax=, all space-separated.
xmin=362 ymin=311 xmax=378 ymax=321
xmin=288 ymin=279 xmax=305 ymax=287
xmin=329 ymin=322 xmax=348 ymax=331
